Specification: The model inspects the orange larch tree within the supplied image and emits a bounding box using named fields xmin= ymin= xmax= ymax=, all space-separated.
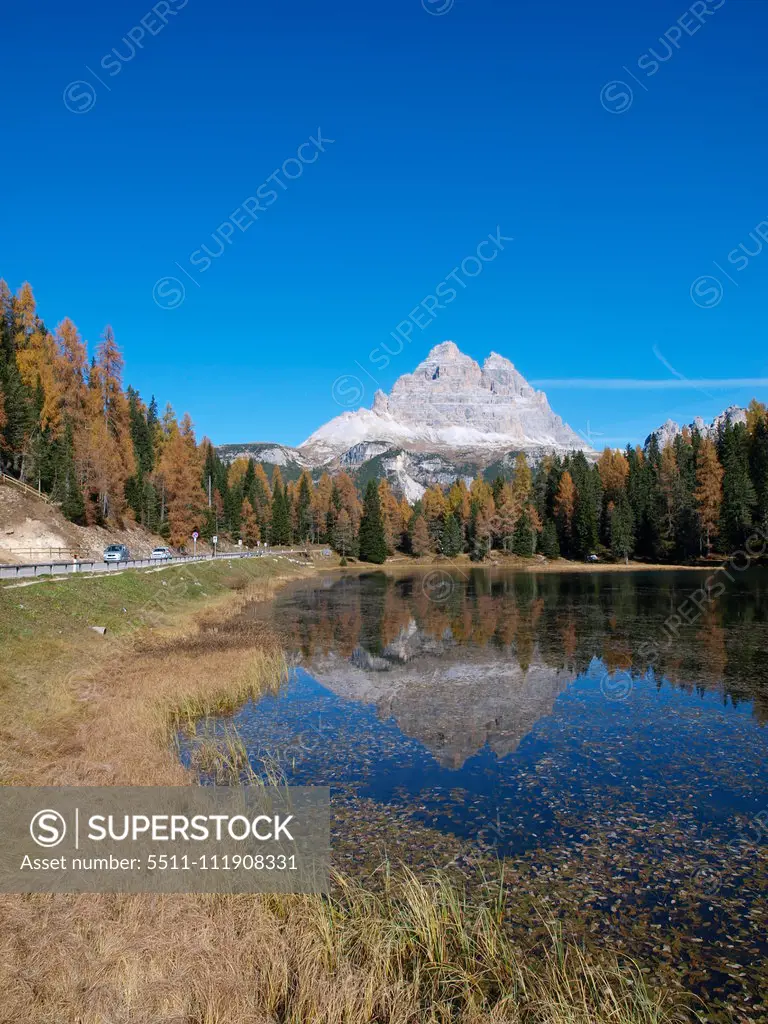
xmin=158 ymin=412 xmax=205 ymax=547
xmin=694 ymin=438 xmax=724 ymax=555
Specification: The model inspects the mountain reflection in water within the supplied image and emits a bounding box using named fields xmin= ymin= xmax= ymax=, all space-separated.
xmin=183 ymin=568 xmax=768 ymax=848
xmin=276 ymin=566 xmax=768 ymax=730
xmin=180 ymin=568 xmax=768 ymax=1018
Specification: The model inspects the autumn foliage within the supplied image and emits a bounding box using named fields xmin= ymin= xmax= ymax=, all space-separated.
xmin=2 ymin=279 xmax=767 ymax=562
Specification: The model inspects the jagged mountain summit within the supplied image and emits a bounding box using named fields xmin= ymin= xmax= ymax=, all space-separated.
xmin=219 ymin=342 xmax=592 ymax=498
xmin=646 ymin=405 xmax=747 ymax=449
xmin=300 ymin=342 xmax=590 ymax=463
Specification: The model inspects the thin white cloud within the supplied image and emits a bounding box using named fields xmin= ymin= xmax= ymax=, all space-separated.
xmin=532 ymin=378 xmax=768 ymax=390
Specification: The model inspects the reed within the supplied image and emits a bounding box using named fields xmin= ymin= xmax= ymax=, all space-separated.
xmin=0 ymin=869 xmax=695 ymax=1023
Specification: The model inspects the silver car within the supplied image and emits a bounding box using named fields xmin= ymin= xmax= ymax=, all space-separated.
xmin=104 ymin=544 xmax=130 ymax=563
xmin=150 ymin=547 xmax=172 ymax=561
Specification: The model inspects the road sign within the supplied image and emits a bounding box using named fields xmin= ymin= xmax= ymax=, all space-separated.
xmin=192 ymin=531 xmax=199 ymax=541
xmin=212 ymin=535 xmax=218 ymax=544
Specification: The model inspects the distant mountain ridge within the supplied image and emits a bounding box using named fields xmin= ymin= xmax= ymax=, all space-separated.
xmin=646 ymin=405 xmax=748 ymax=449
xmin=218 ymin=342 xmax=592 ymax=497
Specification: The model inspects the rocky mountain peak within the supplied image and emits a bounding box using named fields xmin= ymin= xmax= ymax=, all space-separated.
xmin=300 ymin=341 xmax=591 ymax=462
xmin=483 ymin=351 xmax=512 ymax=367
xmin=427 ymin=340 xmax=461 ymax=360
xmin=647 ymin=406 xmax=747 ymax=448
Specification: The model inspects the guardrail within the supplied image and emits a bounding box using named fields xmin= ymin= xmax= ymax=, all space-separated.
xmin=0 ymin=548 xmax=310 ymax=581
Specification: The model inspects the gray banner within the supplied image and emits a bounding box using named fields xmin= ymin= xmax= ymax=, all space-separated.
xmin=0 ymin=786 xmax=329 ymax=893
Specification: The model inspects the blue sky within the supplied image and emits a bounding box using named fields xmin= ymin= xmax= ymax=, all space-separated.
xmin=2 ymin=0 xmax=767 ymax=449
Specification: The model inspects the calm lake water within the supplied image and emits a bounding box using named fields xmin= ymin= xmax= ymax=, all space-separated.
xmin=181 ymin=567 xmax=768 ymax=1017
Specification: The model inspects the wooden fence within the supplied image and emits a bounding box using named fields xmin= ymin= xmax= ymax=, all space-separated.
xmin=5 ymin=547 xmax=84 ymax=561
xmin=0 ymin=470 xmax=55 ymax=505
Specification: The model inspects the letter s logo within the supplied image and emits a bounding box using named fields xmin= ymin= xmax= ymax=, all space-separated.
xmin=30 ymin=809 xmax=67 ymax=848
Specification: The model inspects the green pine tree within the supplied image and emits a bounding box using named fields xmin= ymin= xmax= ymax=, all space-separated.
xmin=296 ymin=473 xmax=313 ymax=542
xmin=358 ymin=479 xmax=388 ymax=564
xmin=440 ymin=510 xmax=463 ymax=556
xmin=749 ymin=415 xmax=768 ymax=534
xmin=512 ymin=507 xmax=534 ymax=556
xmin=610 ymin=494 xmax=635 ymax=564
xmin=270 ymin=478 xmax=291 ymax=545
xmin=671 ymin=433 xmax=699 ymax=559
xmin=570 ymin=453 xmax=601 ymax=557
xmin=541 ymin=518 xmax=560 ymax=558
xmin=719 ymin=420 xmax=756 ymax=549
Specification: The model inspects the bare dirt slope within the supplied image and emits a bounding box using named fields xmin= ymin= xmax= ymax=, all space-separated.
xmin=0 ymin=480 xmax=167 ymax=563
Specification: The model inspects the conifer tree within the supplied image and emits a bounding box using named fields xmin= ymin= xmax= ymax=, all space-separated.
xmin=333 ymin=507 xmax=353 ymax=557
xmin=718 ymin=421 xmax=755 ymax=549
xmin=312 ymin=473 xmax=333 ymax=543
xmin=470 ymin=504 xmax=492 ymax=561
xmin=358 ymin=478 xmax=388 ymax=563
xmin=240 ymin=498 xmax=261 ymax=546
xmin=158 ymin=413 xmax=204 ymax=547
xmin=56 ymin=423 xmax=86 ymax=524
xmin=672 ymin=431 xmax=698 ymax=559
xmin=270 ymin=472 xmax=291 ymax=545
xmin=296 ymin=471 xmax=313 ymax=543
xmin=493 ymin=483 xmax=517 ymax=551
xmin=694 ymin=438 xmax=723 ymax=555
xmin=489 ymin=474 xmax=504 ymax=506
xmin=541 ymin=518 xmax=560 ymax=558
xmin=554 ymin=470 xmax=575 ymax=554
xmin=377 ymin=478 xmax=402 ymax=553
xmin=81 ymin=328 xmax=135 ymax=521
xmin=749 ymin=412 xmax=768 ymax=533
xmin=252 ymin=463 xmax=272 ymax=536
xmin=511 ymin=452 xmax=532 ymax=506
xmin=447 ymin=478 xmax=471 ymax=522
xmin=609 ymin=494 xmax=635 ymax=564
xmin=658 ymin=444 xmax=680 ymax=554
xmin=55 ymin=318 xmax=88 ymax=433
xmin=242 ymin=459 xmax=256 ymax=502
xmin=512 ymin=506 xmax=535 ymax=556
xmin=440 ymin=510 xmax=463 ymax=556
xmin=410 ymin=515 xmax=431 ymax=556
xmin=421 ymin=483 xmax=446 ymax=549
xmin=570 ymin=453 xmax=601 ymax=557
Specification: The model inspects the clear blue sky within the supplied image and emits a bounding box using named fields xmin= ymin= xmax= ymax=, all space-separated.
xmin=2 ymin=0 xmax=767 ymax=449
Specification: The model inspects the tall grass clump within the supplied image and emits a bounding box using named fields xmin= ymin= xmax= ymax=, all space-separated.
xmin=0 ymin=869 xmax=696 ymax=1024
xmin=168 ymin=648 xmax=288 ymax=735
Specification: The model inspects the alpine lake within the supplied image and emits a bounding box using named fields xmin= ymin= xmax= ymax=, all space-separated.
xmin=179 ymin=566 xmax=768 ymax=1021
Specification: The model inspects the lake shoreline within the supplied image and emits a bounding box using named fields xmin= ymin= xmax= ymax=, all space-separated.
xmin=321 ymin=553 xmax=715 ymax=574
xmin=0 ymin=556 xmax=745 ymax=1024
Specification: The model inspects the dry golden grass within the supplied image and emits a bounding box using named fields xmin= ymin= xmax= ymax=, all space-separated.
xmin=0 ymin=559 xmax=697 ymax=1024
xmin=0 ymin=561 xmax=294 ymax=787
xmin=0 ymin=871 xmax=693 ymax=1024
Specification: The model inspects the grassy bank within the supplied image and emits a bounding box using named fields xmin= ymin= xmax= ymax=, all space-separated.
xmin=0 ymin=558 xmax=695 ymax=1023
xmin=0 ymin=556 xmax=303 ymax=786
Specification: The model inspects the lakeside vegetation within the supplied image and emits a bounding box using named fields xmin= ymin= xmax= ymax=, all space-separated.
xmin=2 ymin=279 xmax=767 ymax=565
xmin=0 ymin=557 xmax=699 ymax=1024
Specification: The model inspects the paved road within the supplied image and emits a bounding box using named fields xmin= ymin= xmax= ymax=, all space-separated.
xmin=0 ymin=549 xmax=307 ymax=581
